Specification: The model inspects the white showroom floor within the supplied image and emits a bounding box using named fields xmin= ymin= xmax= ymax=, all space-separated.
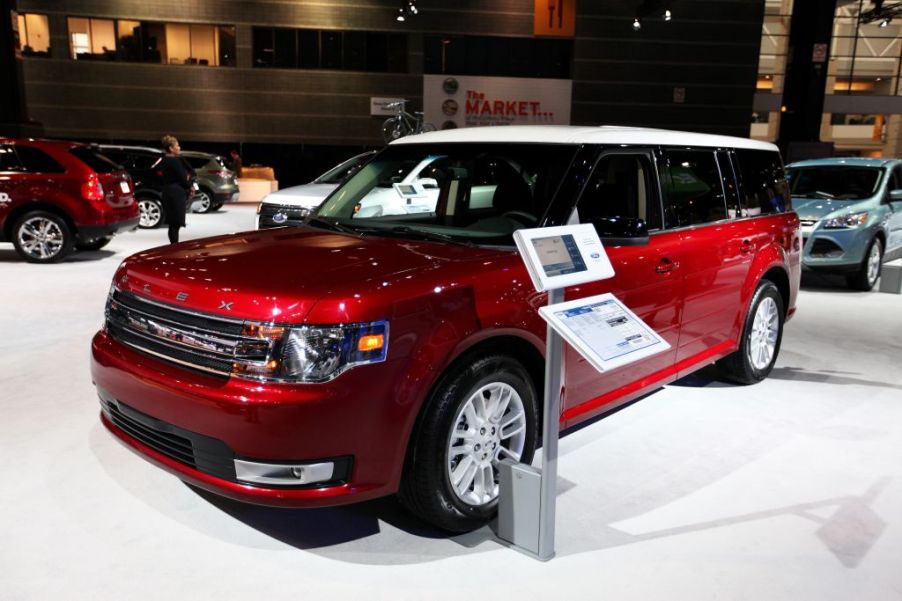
xmin=2 ymin=205 xmax=901 ymax=600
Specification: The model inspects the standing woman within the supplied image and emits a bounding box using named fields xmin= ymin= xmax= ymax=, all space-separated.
xmin=160 ymin=135 xmax=191 ymax=244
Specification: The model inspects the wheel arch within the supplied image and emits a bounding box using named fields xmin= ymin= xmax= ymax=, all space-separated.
xmin=3 ymin=202 xmax=77 ymax=241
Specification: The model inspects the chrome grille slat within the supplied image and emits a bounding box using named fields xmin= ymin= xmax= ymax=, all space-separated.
xmin=106 ymin=289 xmax=273 ymax=378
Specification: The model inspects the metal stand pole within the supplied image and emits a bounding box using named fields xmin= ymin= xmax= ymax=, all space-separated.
xmin=538 ymin=287 xmax=564 ymax=560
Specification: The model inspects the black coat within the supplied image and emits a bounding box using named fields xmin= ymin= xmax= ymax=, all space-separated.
xmin=160 ymin=155 xmax=191 ymax=227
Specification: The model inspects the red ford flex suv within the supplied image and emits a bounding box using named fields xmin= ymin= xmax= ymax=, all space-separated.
xmin=92 ymin=126 xmax=801 ymax=532
xmin=0 ymin=138 xmax=139 ymax=262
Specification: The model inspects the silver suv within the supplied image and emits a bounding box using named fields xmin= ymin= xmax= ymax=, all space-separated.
xmin=181 ymin=151 xmax=240 ymax=213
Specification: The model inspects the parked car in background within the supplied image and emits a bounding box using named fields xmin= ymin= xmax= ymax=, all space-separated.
xmin=0 ymin=138 xmax=138 ymax=262
xmin=257 ymin=151 xmax=375 ymax=228
xmin=787 ymin=157 xmax=902 ymax=290
xmin=93 ymin=126 xmax=800 ymax=532
xmin=96 ymin=145 xmax=198 ymax=229
xmin=180 ymin=151 xmax=239 ymax=213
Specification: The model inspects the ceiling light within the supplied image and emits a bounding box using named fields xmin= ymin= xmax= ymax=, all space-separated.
xmin=633 ymin=17 xmax=641 ymax=30
xmin=664 ymin=9 xmax=672 ymax=21
xmin=408 ymin=2 xmax=418 ymax=15
xmin=396 ymin=8 xmax=405 ymax=22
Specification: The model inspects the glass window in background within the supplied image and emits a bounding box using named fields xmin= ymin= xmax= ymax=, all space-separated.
xmin=68 ymin=17 xmax=116 ymax=60
xmin=830 ymin=1 xmax=900 ymax=95
xmin=18 ymin=13 xmax=51 ymax=57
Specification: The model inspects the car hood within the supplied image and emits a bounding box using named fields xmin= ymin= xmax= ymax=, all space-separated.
xmin=793 ymin=198 xmax=863 ymax=221
xmin=114 ymin=226 xmax=502 ymax=323
xmin=261 ymin=183 xmax=338 ymax=209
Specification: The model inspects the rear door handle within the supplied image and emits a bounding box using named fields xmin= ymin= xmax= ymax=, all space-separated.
xmin=740 ymin=239 xmax=754 ymax=254
xmin=655 ymin=257 xmax=676 ymax=274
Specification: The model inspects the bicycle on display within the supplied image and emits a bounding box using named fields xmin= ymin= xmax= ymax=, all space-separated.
xmin=381 ymin=100 xmax=436 ymax=143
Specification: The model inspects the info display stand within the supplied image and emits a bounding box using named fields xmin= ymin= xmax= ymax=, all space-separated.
xmin=496 ymin=224 xmax=668 ymax=560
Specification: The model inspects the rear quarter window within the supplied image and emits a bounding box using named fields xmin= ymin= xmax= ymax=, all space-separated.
xmin=15 ymin=145 xmax=66 ymax=174
xmin=660 ymin=149 xmax=727 ymax=227
xmin=735 ymin=149 xmax=791 ymax=215
xmin=69 ymin=147 xmax=120 ymax=174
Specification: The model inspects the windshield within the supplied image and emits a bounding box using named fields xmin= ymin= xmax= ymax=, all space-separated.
xmin=786 ymin=166 xmax=883 ymax=200
xmin=315 ymin=143 xmax=578 ymax=246
xmin=314 ymin=152 xmax=374 ymax=184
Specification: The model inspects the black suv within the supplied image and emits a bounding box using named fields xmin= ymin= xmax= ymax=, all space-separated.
xmin=96 ymin=145 xmax=196 ymax=228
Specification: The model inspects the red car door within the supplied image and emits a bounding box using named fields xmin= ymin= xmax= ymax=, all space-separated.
xmin=559 ymin=150 xmax=684 ymax=425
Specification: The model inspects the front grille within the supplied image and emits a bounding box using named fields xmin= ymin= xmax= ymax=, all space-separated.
xmin=258 ymin=203 xmax=312 ymax=229
xmin=105 ymin=289 xmax=271 ymax=379
xmin=810 ymin=237 xmax=844 ymax=257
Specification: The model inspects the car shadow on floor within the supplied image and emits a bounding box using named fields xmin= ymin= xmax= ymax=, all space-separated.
xmin=800 ymin=270 xmax=869 ymax=293
xmin=0 ymin=248 xmax=116 ymax=263
xmin=768 ymin=366 xmax=902 ymax=391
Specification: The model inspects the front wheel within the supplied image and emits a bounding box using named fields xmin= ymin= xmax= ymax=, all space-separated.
xmin=137 ymin=198 xmax=164 ymax=228
xmin=400 ymin=355 xmax=538 ymax=532
xmin=12 ymin=211 xmax=74 ymax=263
xmin=717 ymin=280 xmax=784 ymax=384
xmin=382 ymin=116 xmax=412 ymax=143
xmin=846 ymin=237 xmax=883 ymax=291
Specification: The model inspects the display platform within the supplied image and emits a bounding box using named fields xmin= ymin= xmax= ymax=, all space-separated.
xmin=1 ymin=207 xmax=900 ymax=600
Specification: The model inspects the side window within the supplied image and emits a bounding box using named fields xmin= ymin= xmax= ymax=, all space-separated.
xmin=575 ymin=154 xmax=662 ymax=230
xmin=735 ymin=149 xmax=791 ymax=215
xmin=891 ymin=166 xmax=902 ymax=192
xmin=131 ymin=153 xmax=162 ymax=170
xmin=99 ymin=150 xmax=129 ymax=168
xmin=186 ymin=157 xmax=209 ymax=169
xmin=15 ymin=146 xmax=66 ymax=174
xmin=0 ymin=145 xmax=24 ymax=171
xmin=660 ymin=149 xmax=727 ymax=227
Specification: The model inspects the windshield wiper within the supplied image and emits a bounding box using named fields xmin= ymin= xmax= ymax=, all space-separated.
xmin=306 ymin=217 xmax=362 ymax=236
xmin=386 ymin=225 xmax=474 ymax=246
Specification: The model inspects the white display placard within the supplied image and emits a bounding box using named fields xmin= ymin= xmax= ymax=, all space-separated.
xmin=513 ymin=224 xmax=614 ymax=292
xmin=538 ymin=293 xmax=670 ymax=373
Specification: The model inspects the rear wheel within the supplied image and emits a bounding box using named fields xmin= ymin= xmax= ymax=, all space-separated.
xmin=846 ymin=237 xmax=883 ymax=291
xmin=192 ymin=189 xmax=215 ymax=213
xmin=381 ymin=116 xmax=412 ymax=143
xmin=75 ymin=236 xmax=113 ymax=251
xmin=12 ymin=211 xmax=74 ymax=263
xmin=138 ymin=198 xmax=164 ymax=228
xmin=717 ymin=280 xmax=784 ymax=384
xmin=400 ymin=355 xmax=538 ymax=532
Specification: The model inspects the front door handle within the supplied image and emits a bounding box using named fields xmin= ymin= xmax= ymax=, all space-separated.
xmin=655 ymin=257 xmax=676 ymax=274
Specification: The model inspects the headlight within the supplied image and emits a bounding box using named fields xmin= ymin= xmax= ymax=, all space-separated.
xmin=822 ymin=211 xmax=868 ymax=229
xmin=231 ymin=320 xmax=388 ymax=383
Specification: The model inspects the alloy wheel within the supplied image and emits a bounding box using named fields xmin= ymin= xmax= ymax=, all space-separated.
xmin=446 ymin=382 xmax=527 ymax=507
xmin=747 ymin=296 xmax=779 ymax=371
xmin=194 ymin=191 xmax=212 ymax=213
xmin=17 ymin=216 xmax=65 ymax=260
xmin=866 ymin=240 xmax=882 ymax=287
xmin=138 ymin=199 xmax=162 ymax=228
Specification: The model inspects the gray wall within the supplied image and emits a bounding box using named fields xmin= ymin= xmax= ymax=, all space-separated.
xmin=20 ymin=0 xmax=765 ymax=144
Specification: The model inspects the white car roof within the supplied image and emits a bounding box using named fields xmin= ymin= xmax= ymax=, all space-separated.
xmin=392 ymin=125 xmax=778 ymax=152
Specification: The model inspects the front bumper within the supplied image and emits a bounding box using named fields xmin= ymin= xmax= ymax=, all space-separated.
xmin=91 ymin=330 xmax=414 ymax=508
xmin=801 ymin=225 xmax=872 ymax=271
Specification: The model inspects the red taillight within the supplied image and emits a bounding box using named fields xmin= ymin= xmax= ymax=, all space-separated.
xmin=81 ymin=175 xmax=105 ymax=202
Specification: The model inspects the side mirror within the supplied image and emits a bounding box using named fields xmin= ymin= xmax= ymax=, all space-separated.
xmin=889 ymin=189 xmax=902 ymax=202
xmin=418 ymin=177 xmax=439 ymax=190
xmin=591 ymin=216 xmax=649 ymax=246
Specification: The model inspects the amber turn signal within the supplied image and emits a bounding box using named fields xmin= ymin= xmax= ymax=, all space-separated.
xmin=357 ymin=334 xmax=384 ymax=353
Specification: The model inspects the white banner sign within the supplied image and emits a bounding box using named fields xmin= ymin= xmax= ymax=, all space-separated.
xmin=370 ymin=97 xmax=405 ymax=117
xmin=423 ymin=74 xmax=572 ymax=130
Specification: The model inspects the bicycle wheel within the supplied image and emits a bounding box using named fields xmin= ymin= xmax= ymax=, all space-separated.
xmin=419 ymin=121 xmax=437 ymax=133
xmin=382 ymin=116 xmax=413 ymax=143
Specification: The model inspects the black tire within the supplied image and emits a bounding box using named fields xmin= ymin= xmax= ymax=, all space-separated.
xmin=75 ymin=236 xmax=113 ymax=251
xmin=846 ymin=237 xmax=883 ymax=291
xmin=399 ymin=355 xmax=538 ymax=532
xmin=381 ymin=116 xmax=412 ymax=143
xmin=717 ymin=280 xmax=784 ymax=385
xmin=11 ymin=211 xmax=74 ymax=263
xmin=137 ymin=197 xmax=164 ymax=228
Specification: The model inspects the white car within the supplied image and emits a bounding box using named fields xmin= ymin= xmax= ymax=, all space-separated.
xmin=256 ymin=151 xmax=375 ymax=229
